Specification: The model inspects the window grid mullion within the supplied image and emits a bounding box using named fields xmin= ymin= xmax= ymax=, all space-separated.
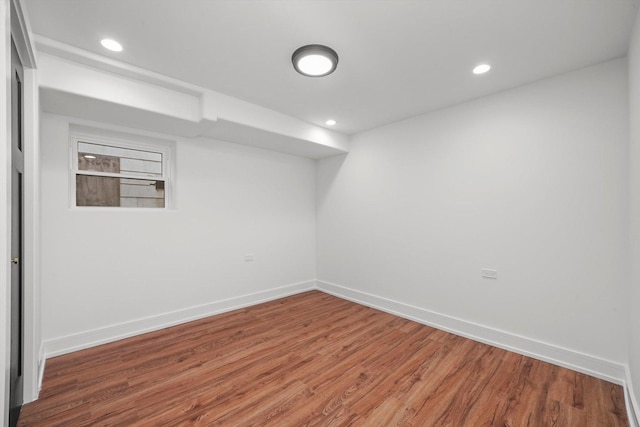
xmin=74 ymin=169 xmax=166 ymax=181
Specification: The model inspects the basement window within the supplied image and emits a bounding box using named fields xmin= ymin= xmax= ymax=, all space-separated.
xmin=70 ymin=131 xmax=173 ymax=208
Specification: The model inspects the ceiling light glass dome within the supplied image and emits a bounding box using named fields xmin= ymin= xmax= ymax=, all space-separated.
xmin=292 ymin=45 xmax=339 ymax=77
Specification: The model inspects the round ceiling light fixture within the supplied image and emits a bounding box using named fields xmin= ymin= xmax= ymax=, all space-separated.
xmin=325 ymin=119 xmax=336 ymax=126
xmin=292 ymin=44 xmax=339 ymax=77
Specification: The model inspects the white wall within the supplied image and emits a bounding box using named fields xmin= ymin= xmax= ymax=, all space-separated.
xmin=317 ymin=59 xmax=629 ymax=373
xmin=40 ymin=113 xmax=316 ymax=354
xmin=628 ymin=4 xmax=640 ymax=421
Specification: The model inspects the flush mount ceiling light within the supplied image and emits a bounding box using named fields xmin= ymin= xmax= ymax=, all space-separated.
xmin=101 ymin=38 xmax=123 ymax=52
xmin=473 ymin=63 xmax=491 ymax=74
xmin=325 ymin=119 xmax=336 ymax=126
xmin=292 ymin=44 xmax=339 ymax=77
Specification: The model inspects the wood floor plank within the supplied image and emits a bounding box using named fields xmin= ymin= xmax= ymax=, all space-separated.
xmin=19 ymin=291 xmax=629 ymax=426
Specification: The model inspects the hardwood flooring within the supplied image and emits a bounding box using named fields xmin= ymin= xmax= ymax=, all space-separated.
xmin=19 ymin=291 xmax=628 ymax=426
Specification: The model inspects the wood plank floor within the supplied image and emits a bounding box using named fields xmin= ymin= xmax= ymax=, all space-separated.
xmin=19 ymin=291 xmax=628 ymax=426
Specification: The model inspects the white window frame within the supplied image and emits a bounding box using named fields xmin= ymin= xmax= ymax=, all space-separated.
xmin=69 ymin=130 xmax=174 ymax=209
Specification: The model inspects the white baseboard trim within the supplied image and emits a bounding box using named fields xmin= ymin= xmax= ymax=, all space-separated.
xmin=44 ymin=280 xmax=315 ymax=358
xmin=24 ymin=342 xmax=46 ymax=404
xmin=37 ymin=343 xmax=46 ymax=395
xmin=316 ymin=280 xmax=626 ymax=385
xmin=36 ymin=278 xmax=640 ymax=424
xmin=626 ymin=365 xmax=640 ymax=427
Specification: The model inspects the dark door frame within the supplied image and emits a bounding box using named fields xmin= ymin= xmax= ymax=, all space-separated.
xmin=6 ymin=1 xmax=39 ymax=425
xmin=9 ymin=36 xmax=24 ymax=427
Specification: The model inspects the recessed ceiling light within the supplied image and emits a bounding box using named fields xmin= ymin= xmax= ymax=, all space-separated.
xmin=83 ymin=154 xmax=96 ymax=159
xmin=101 ymin=39 xmax=123 ymax=52
xmin=325 ymin=119 xmax=336 ymax=126
xmin=292 ymin=45 xmax=339 ymax=77
xmin=473 ymin=64 xmax=491 ymax=74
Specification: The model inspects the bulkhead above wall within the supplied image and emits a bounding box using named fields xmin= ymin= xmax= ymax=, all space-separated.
xmin=36 ymin=38 xmax=349 ymax=160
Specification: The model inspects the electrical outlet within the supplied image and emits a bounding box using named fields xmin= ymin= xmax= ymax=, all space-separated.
xmin=481 ymin=268 xmax=497 ymax=279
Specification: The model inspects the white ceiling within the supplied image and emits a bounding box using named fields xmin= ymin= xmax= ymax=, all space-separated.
xmin=23 ymin=0 xmax=637 ymax=135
